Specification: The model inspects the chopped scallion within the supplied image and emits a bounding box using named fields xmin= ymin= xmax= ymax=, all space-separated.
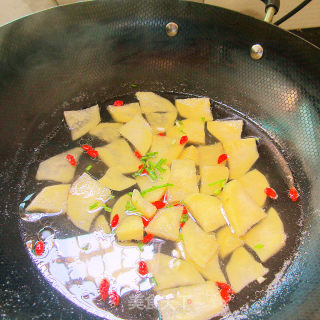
xmin=151 ymin=276 xmax=158 ymax=286
xmin=140 ymin=183 xmax=174 ymax=196
xmin=130 ymin=84 xmax=137 ymax=87
xmin=201 ymin=117 xmax=205 ymax=122
xmin=85 ymin=165 xmax=92 ymax=172
xmin=179 ymin=234 xmax=184 ymax=241
xmin=128 ymin=192 xmax=133 ymax=197
xmin=89 ymin=202 xmax=99 ymax=210
xmin=137 ymin=242 xmax=144 ymax=251
xmin=181 ymin=215 xmax=189 ymax=223
xmin=101 ymin=204 xmax=112 ymax=212
xmin=126 ymin=200 xmax=137 ymax=212
xmin=208 ymin=178 xmax=227 ymax=187
xmin=254 ymin=244 xmax=264 ymax=249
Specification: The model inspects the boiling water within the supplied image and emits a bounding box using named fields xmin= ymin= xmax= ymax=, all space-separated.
xmin=18 ymin=92 xmax=303 ymax=320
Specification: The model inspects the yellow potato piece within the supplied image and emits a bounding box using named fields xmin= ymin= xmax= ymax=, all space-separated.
xmin=67 ymin=173 xmax=111 ymax=232
xmin=89 ymin=122 xmax=121 ymax=142
xmin=119 ymin=114 xmax=152 ymax=154
xmin=64 ymin=105 xmax=101 ymax=140
xmin=131 ymin=189 xmax=157 ymax=219
xmin=243 ymin=207 xmax=286 ymax=262
xmin=111 ymin=194 xmax=131 ymax=223
xmin=145 ymin=111 xmax=177 ymax=133
xmin=216 ymin=226 xmax=244 ymax=258
xmin=136 ymin=165 xmax=170 ymax=202
xmin=136 ymin=92 xmax=176 ymax=113
xmin=150 ymin=135 xmax=184 ymax=166
xmin=182 ymin=219 xmax=218 ymax=268
xmin=158 ymin=281 xmax=224 ymax=320
xmin=223 ymin=138 xmax=259 ymax=179
xmin=167 ymin=160 xmax=199 ymax=203
xmin=226 ymin=247 xmax=269 ymax=293
xmin=99 ymin=167 xmax=136 ymax=191
xmin=175 ymin=97 xmax=213 ymax=121
xmin=26 ymin=184 xmax=70 ymax=213
xmin=178 ymin=145 xmax=199 ymax=165
xmin=184 ymin=193 xmax=226 ymax=232
xmin=116 ymin=215 xmax=144 ymax=241
xmin=198 ymin=143 xmax=225 ymax=167
xmin=145 ymin=206 xmax=183 ymax=241
xmin=239 ymin=169 xmax=269 ymax=207
xmin=36 ymin=147 xmax=82 ymax=183
xmin=207 ymin=120 xmax=243 ymax=143
xmin=94 ymin=215 xmax=111 ymax=234
xmin=147 ymin=253 xmax=204 ymax=291
xmin=189 ymin=252 xmax=226 ymax=283
xmin=167 ymin=119 xmax=205 ymax=144
xmin=200 ymin=165 xmax=229 ymax=195
xmin=96 ymin=139 xmax=141 ymax=174
xmin=107 ymin=102 xmax=141 ymax=123
xmin=221 ymin=180 xmax=266 ymax=236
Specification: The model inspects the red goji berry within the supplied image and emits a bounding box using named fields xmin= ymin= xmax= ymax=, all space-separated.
xmin=109 ymin=290 xmax=120 ymax=306
xmin=158 ymin=132 xmax=165 ymax=136
xmin=138 ymin=164 xmax=148 ymax=175
xmin=82 ymin=144 xmax=92 ymax=151
xmin=217 ymin=153 xmax=228 ymax=164
xmin=180 ymin=135 xmax=188 ymax=145
xmin=111 ymin=214 xmax=119 ymax=228
xmin=134 ymin=150 xmax=142 ymax=159
xmin=289 ymin=187 xmax=299 ymax=202
xmin=220 ymin=288 xmax=232 ymax=303
xmin=216 ymin=282 xmax=235 ymax=294
xmin=87 ymin=149 xmax=98 ymax=158
xmin=180 ymin=222 xmax=185 ymax=228
xmin=264 ymin=187 xmax=278 ymax=200
xmin=138 ymin=261 xmax=148 ymax=276
xmin=142 ymin=234 xmax=153 ymax=244
xmin=113 ymin=100 xmax=124 ymax=106
xmin=34 ymin=240 xmax=44 ymax=256
xmin=187 ymin=299 xmax=192 ymax=305
xmin=216 ymin=282 xmax=234 ymax=304
xmin=152 ymin=201 xmax=166 ymax=209
xmin=66 ymin=154 xmax=76 ymax=166
xmin=99 ymin=279 xmax=109 ymax=301
xmin=182 ymin=206 xmax=188 ymax=215
xmin=141 ymin=217 xmax=150 ymax=227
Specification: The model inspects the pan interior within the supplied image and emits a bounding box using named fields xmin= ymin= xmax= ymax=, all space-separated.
xmin=18 ymin=91 xmax=303 ymax=320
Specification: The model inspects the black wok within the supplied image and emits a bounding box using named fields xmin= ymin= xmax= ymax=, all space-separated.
xmin=0 ymin=0 xmax=319 ymax=319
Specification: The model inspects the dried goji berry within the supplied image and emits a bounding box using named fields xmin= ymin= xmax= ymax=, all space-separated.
xmin=152 ymin=201 xmax=166 ymax=209
xmin=158 ymin=132 xmax=166 ymax=136
xmin=113 ymin=100 xmax=124 ymax=106
xmin=264 ymin=187 xmax=278 ymax=200
xmin=134 ymin=150 xmax=142 ymax=159
xmin=289 ymin=187 xmax=299 ymax=202
xmin=142 ymin=234 xmax=153 ymax=244
xmin=34 ymin=241 xmax=44 ymax=256
xmin=217 ymin=153 xmax=228 ymax=164
xmin=141 ymin=217 xmax=150 ymax=227
xmin=87 ymin=149 xmax=98 ymax=158
xmin=138 ymin=261 xmax=148 ymax=276
xmin=99 ymin=279 xmax=109 ymax=301
xmin=180 ymin=135 xmax=188 ymax=145
xmin=82 ymin=144 xmax=92 ymax=151
xmin=138 ymin=164 xmax=148 ymax=175
xmin=111 ymin=214 xmax=119 ymax=228
xmin=66 ymin=154 xmax=76 ymax=166
xmin=109 ymin=290 xmax=120 ymax=306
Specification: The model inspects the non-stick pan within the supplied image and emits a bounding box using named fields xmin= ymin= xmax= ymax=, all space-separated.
xmin=0 ymin=0 xmax=319 ymax=319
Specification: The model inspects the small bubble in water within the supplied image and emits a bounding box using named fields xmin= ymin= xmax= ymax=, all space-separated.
xmin=38 ymin=227 xmax=55 ymax=241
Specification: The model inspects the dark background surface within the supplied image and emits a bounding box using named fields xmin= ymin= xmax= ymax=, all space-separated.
xmin=291 ymin=27 xmax=320 ymax=48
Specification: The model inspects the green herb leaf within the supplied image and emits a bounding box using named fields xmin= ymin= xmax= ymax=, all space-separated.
xmin=208 ymin=178 xmax=227 ymax=187
xmin=179 ymin=234 xmax=184 ymax=241
xmin=137 ymin=242 xmax=144 ymax=251
xmin=141 ymin=183 xmax=174 ymax=196
xmin=130 ymin=84 xmax=137 ymax=87
xmin=126 ymin=200 xmax=137 ymax=212
xmin=89 ymin=202 xmax=99 ymax=210
xmin=201 ymin=117 xmax=205 ymax=122
xmin=85 ymin=165 xmax=92 ymax=172
xmin=213 ymin=189 xmax=222 ymax=196
xmin=128 ymin=192 xmax=133 ymax=197
xmin=101 ymin=204 xmax=112 ymax=212
xmin=254 ymin=244 xmax=264 ymax=249
xmin=181 ymin=214 xmax=189 ymax=223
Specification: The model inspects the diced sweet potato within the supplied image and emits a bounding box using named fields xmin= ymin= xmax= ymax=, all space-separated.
xmin=207 ymin=120 xmax=243 ymax=143
xmin=89 ymin=122 xmax=121 ymax=142
xmin=64 ymin=105 xmax=100 ymax=140
xmin=175 ymin=98 xmax=213 ymax=121
xmin=221 ymin=180 xmax=266 ymax=236
xmin=223 ymin=138 xmax=259 ymax=179
xmin=184 ymin=193 xmax=226 ymax=232
xmin=111 ymin=194 xmax=131 ymax=223
xmin=145 ymin=206 xmax=183 ymax=241
xmin=167 ymin=160 xmax=199 ymax=203
xmin=179 ymin=145 xmax=199 ymax=165
xmin=198 ymin=143 xmax=225 ymax=167
xmin=136 ymin=92 xmax=176 ymax=113
xmin=147 ymin=253 xmax=204 ymax=291
xmin=226 ymin=247 xmax=269 ymax=293
xmin=99 ymin=167 xmax=136 ymax=191
xmin=116 ymin=215 xmax=144 ymax=241
xmin=94 ymin=215 xmax=111 ymax=234
xmin=107 ymin=102 xmax=141 ymax=123
xmin=146 ymin=111 xmax=177 ymax=133
xmin=131 ymin=189 xmax=157 ymax=219
xmin=36 ymin=147 xmax=82 ymax=183
xmin=200 ymin=165 xmax=229 ymax=195
xmin=216 ymin=226 xmax=244 ymax=258
xmin=243 ymin=207 xmax=286 ymax=262
xmin=96 ymin=139 xmax=141 ymax=173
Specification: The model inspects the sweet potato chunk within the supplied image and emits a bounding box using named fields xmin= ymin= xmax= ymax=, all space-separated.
xmin=216 ymin=226 xmax=244 ymax=258
xmin=116 ymin=215 xmax=144 ymax=241
xmin=89 ymin=122 xmax=121 ymax=142
xmin=107 ymin=102 xmax=141 ymax=123
xmin=136 ymin=92 xmax=176 ymax=113
xmin=99 ymin=167 xmax=136 ymax=191
xmin=175 ymin=98 xmax=213 ymax=121
xmin=207 ymin=120 xmax=243 ymax=143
